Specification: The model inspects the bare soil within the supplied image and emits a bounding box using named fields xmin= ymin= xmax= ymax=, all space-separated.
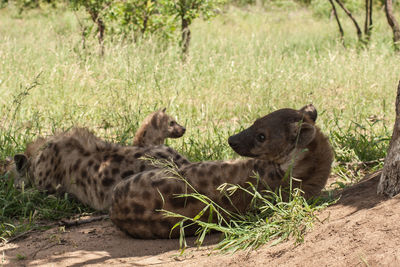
xmin=2 ymin=171 xmax=400 ymax=267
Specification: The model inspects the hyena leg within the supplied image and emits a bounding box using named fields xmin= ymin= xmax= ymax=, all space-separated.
xmin=110 ymin=170 xmax=200 ymax=239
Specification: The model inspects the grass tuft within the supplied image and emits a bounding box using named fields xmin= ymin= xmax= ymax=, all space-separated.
xmin=160 ymin=162 xmax=334 ymax=252
xmin=0 ymin=173 xmax=93 ymax=241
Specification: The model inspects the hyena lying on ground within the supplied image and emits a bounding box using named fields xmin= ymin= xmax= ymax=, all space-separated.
xmin=133 ymin=108 xmax=186 ymax=147
xmin=9 ymin=111 xmax=188 ymax=211
xmin=110 ymin=104 xmax=333 ymax=238
xmin=1 ymin=109 xmax=185 ymax=177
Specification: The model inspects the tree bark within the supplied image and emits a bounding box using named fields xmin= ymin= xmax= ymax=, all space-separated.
xmin=334 ymin=0 xmax=363 ymax=42
xmin=141 ymin=14 xmax=149 ymax=35
xmin=89 ymin=9 xmax=105 ymax=57
xmin=364 ymin=0 xmax=369 ymax=34
xmin=385 ymin=0 xmax=400 ymax=50
xmin=181 ymin=17 xmax=191 ymax=61
xmin=364 ymin=0 xmax=373 ymax=42
xmin=369 ymin=0 xmax=373 ymax=32
xmin=97 ymin=18 xmax=105 ymax=56
xmin=378 ymin=80 xmax=400 ymax=197
xmin=328 ymin=0 xmax=344 ymax=44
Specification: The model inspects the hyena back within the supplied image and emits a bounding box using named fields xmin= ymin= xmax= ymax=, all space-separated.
xmin=12 ymin=127 xmax=189 ymax=211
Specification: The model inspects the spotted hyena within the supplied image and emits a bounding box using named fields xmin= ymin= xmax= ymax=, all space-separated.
xmin=133 ymin=108 xmax=186 ymax=147
xmin=110 ymin=104 xmax=333 ymax=238
xmin=11 ymin=126 xmax=189 ymax=211
xmin=0 ymin=157 xmax=13 ymax=177
xmin=3 ymin=108 xmax=185 ymax=179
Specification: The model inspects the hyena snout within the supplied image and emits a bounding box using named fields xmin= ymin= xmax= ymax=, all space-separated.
xmin=171 ymin=124 xmax=186 ymax=138
xmin=228 ymin=130 xmax=256 ymax=157
xmin=228 ymin=135 xmax=239 ymax=150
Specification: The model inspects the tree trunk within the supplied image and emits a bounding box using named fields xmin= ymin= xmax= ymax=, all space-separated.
xmin=385 ymin=0 xmax=400 ymax=50
xmin=364 ymin=0 xmax=369 ymax=34
xmin=181 ymin=17 xmax=191 ymax=60
xmin=97 ymin=18 xmax=105 ymax=56
xmin=369 ymin=0 xmax=373 ymax=33
xmin=378 ymin=80 xmax=400 ymax=197
xmin=334 ymin=0 xmax=363 ymax=42
xmin=364 ymin=0 xmax=373 ymax=42
xmin=89 ymin=9 xmax=105 ymax=56
xmin=328 ymin=0 xmax=344 ymax=44
xmin=141 ymin=14 xmax=149 ymax=35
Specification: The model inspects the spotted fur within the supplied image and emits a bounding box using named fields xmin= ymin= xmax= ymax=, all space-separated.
xmin=133 ymin=108 xmax=186 ymax=147
xmin=110 ymin=105 xmax=333 ymax=238
xmin=12 ymin=127 xmax=190 ymax=211
xmin=0 ymin=157 xmax=13 ymax=176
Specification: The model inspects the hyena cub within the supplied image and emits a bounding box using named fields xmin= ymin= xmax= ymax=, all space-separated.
xmin=133 ymin=108 xmax=186 ymax=147
xmin=11 ymin=127 xmax=189 ymax=211
xmin=110 ymin=104 xmax=333 ymax=238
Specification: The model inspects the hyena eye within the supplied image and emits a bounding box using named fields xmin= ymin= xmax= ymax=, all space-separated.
xmin=169 ymin=121 xmax=176 ymax=126
xmin=256 ymin=133 xmax=265 ymax=142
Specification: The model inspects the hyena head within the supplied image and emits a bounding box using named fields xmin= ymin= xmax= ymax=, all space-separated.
xmin=134 ymin=108 xmax=186 ymax=146
xmin=7 ymin=154 xmax=32 ymax=187
xmin=228 ymin=104 xmax=318 ymax=163
xmin=155 ymin=108 xmax=186 ymax=139
xmin=6 ymin=137 xmax=47 ymax=187
xmin=0 ymin=157 xmax=15 ymax=179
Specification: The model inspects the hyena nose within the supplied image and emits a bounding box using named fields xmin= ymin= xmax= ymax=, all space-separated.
xmin=182 ymin=127 xmax=186 ymax=133
xmin=228 ymin=136 xmax=239 ymax=149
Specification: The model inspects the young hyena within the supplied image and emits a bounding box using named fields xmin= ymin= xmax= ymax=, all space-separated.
xmin=110 ymin=104 xmax=333 ymax=239
xmin=133 ymin=108 xmax=186 ymax=147
xmin=11 ymin=127 xmax=189 ymax=211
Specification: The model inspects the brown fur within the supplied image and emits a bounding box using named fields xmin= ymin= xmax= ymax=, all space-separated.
xmin=12 ymin=127 xmax=190 ymax=211
xmin=110 ymin=105 xmax=333 ymax=238
xmin=0 ymin=157 xmax=13 ymax=176
xmin=133 ymin=109 xmax=186 ymax=147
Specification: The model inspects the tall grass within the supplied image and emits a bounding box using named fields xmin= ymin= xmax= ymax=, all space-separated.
xmin=0 ymin=5 xmax=398 ymax=244
xmin=164 ymin=179 xmax=332 ymax=252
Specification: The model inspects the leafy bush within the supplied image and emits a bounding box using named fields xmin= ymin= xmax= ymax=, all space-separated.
xmin=309 ymin=0 xmax=364 ymax=18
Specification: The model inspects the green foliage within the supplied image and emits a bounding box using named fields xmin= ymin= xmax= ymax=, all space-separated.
xmin=330 ymin=116 xmax=390 ymax=164
xmin=69 ymin=0 xmax=111 ymax=12
xmin=109 ymin=0 xmax=176 ymax=39
xmin=310 ymin=0 xmax=365 ymax=18
xmin=0 ymin=0 xmax=7 ymax=8
xmin=0 ymin=172 xmax=93 ymax=241
xmin=174 ymin=0 xmax=226 ymax=22
xmin=13 ymin=0 xmax=59 ymax=13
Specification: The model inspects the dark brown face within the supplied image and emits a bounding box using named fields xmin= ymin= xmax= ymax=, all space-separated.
xmin=228 ymin=105 xmax=317 ymax=162
xmin=11 ymin=154 xmax=33 ymax=187
xmin=167 ymin=120 xmax=186 ymax=138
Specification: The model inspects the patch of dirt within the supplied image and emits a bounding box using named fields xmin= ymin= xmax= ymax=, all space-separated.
xmin=2 ymin=171 xmax=400 ymax=267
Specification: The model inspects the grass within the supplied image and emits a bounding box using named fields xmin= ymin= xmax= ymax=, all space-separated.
xmin=0 ymin=3 xmax=398 ymax=248
xmin=164 ymin=174 xmax=333 ymax=252
xmin=0 ymin=172 xmax=93 ymax=241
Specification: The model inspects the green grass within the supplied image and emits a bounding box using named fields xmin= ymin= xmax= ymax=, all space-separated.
xmin=0 ymin=172 xmax=93 ymax=241
xmin=0 ymin=4 xmax=398 ymax=247
xmin=164 ymin=174 xmax=333 ymax=252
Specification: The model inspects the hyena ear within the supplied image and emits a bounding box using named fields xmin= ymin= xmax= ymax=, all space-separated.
xmin=161 ymin=107 xmax=167 ymax=113
xmin=291 ymin=122 xmax=316 ymax=148
xmin=14 ymin=154 xmax=28 ymax=174
xmin=299 ymin=104 xmax=317 ymax=122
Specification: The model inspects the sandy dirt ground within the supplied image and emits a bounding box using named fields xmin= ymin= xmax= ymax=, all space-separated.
xmin=2 ymin=171 xmax=400 ymax=267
